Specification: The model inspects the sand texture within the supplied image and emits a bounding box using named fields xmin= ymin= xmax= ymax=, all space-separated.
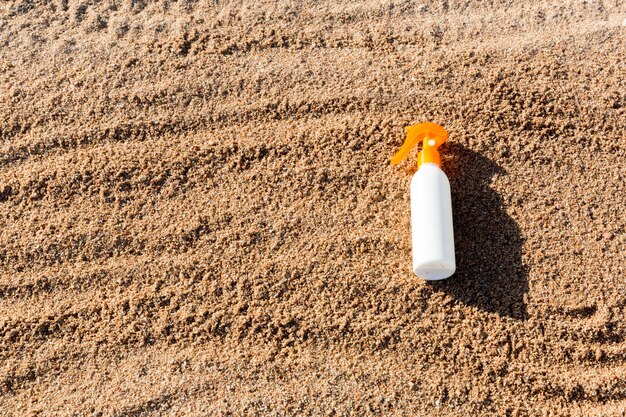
xmin=1 ymin=0 xmax=625 ymax=416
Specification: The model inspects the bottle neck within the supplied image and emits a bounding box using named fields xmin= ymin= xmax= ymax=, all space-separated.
xmin=417 ymin=149 xmax=441 ymax=168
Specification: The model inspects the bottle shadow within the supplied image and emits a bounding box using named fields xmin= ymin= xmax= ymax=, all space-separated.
xmin=429 ymin=143 xmax=528 ymax=320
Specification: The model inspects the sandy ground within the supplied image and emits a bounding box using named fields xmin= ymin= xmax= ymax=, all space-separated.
xmin=0 ymin=0 xmax=625 ymax=416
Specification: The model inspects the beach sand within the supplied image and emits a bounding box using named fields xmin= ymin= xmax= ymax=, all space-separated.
xmin=0 ymin=1 xmax=625 ymax=415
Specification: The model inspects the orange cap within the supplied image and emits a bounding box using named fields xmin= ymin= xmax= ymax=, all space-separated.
xmin=390 ymin=122 xmax=448 ymax=169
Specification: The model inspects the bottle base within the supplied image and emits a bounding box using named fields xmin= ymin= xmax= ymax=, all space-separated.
xmin=413 ymin=263 xmax=455 ymax=281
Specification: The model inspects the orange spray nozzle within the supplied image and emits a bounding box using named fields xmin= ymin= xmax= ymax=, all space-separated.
xmin=390 ymin=122 xmax=449 ymax=168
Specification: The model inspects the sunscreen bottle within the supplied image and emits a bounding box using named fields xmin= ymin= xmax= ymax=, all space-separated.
xmin=391 ymin=122 xmax=455 ymax=280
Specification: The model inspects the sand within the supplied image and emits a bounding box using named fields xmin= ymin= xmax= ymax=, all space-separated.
xmin=0 ymin=0 xmax=625 ymax=416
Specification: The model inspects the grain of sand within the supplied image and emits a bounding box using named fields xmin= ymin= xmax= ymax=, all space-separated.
xmin=1 ymin=1 xmax=625 ymax=416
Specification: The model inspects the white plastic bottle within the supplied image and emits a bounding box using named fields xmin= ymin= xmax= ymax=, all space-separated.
xmin=391 ymin=122 xmax=456 ymax=280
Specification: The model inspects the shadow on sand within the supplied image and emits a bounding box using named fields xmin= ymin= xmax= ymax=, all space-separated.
xmin=429 ymin=143 xmax=528 ymax=320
